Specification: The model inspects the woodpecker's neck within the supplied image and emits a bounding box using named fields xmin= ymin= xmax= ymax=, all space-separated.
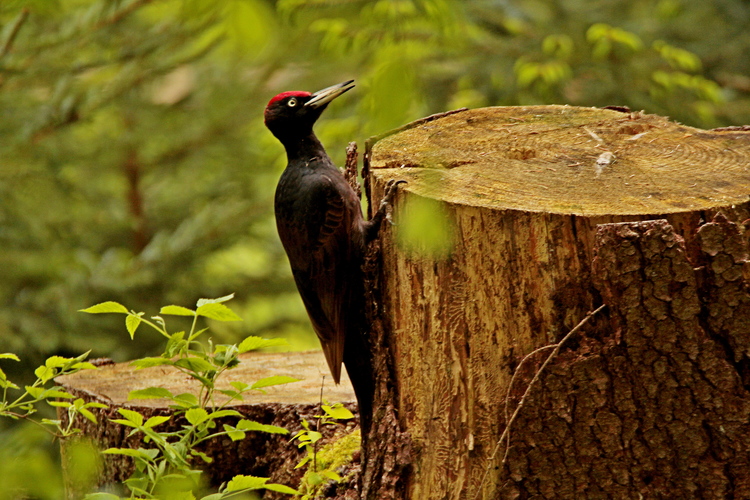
xmin=280 ymin=132 xmax=329 ymax=164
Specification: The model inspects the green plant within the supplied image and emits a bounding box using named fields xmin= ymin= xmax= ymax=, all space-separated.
xmin=0 ymin=352 xmax=102 ymax=438
xmin=0 ymin=353 xmax=103 ymax=500
xmin=80 ymin=294 xmax=299 ymax=499
xmin=292 ymin=401 xmax=358 ymax=499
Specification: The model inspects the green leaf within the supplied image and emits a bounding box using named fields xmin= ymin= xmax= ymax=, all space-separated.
xmin=230 ymin=381 xmax=250 ymax=391
xmin=83 ymin=493 xmax=121 ymax=500
xmin=223 ymin=424 xmax=246 ymax=441
xmin=191 ymin=449 xmax=213 ymax=463
xmin=185 ymin=408 xmax=209 ymax=426
xmin=78 ymin=408 xmax=98 ymax=424
xmin=175 ymin=357 xmax=216 ymax=372
xmin=71 ymin=362 xmax=97 ymax=370
xmin=34 ymin=365 xmax=55 ymax=383
xmin=41 ymin=389 xmax=74 ymax=399
xmin=321 ymin=404 xmax=354 ymax=420
xmin=0 ymin=353 xmax=20 ymax=361
xmin=207 ymin=409 xmax=242 ymax=420
xmin=188 ymin=327 xmax=209 ymax=342
xmin=143 ymin=416 xmax=170 ymax=428
xmin=171 ymin=393 xmax=199 ymax=408
xmin=166 ymin=331 xmax=188 ymax=357
xmin=72 ymin=351 xmax=92 ymax=363
xmin=306 ymin=431 xmax=322 ymax=444
xmin=125 ymin=314 xmax=142 ymax=339
xmin=128 ymin=387 xmax=174 ymax=400
xmin=195 ymin=303 xmax=242 ymax=322
xmin=308 ymin=471 xmax=324 ymax=486
xmin=237 ymin=336 xmax=288 ymax=353
xmin=47 ymin=401 xmax=72 ymax=408
xmin=264 ymin=483 xmax=299 ymax=495
xmin=25 ymin=385 xmax=44 ymax=398
xmin=0 ymin=379 xmax=19 ymax=390
xmin=130 ymin=357 xmax=175 ymax=369
xmin=117 ymin=408 xmax=144 ymax=426
xmin=46 ymin=356 xmax=73 ymax=368
xmin=321 ymin=470 xmax=342 ymax=482
xmin=218 ymin=389 xmax=242 ymax=400
xmin=237 ymin=420 xmax=289 ymax=435
xmin=102 ymin=448 xmax=155 ymax=460
xmin=224 ymin=475 xmax=268 ymax=492
xmin=79 ymin=302 xmax=129 ymax=314
xmin=110 ymin=419 xmax=137 ymax=428
xmin=251 ymin=375 xmax=299 ymax=390
xmin=196 ymin=293 xmax=235 ymax=307
xmin=160 ymin=305 xmax=196 ymax=316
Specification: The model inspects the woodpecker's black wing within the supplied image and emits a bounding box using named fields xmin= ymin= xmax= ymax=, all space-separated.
xmin=275 ymin=162 xmax=364 ymax=383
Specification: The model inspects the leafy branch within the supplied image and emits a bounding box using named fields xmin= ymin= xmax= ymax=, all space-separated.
xmin=292 ymin=400 xmax=357 ymax=499
xmin=80 ymin=294 xmax=300 ymax=499
xmin=0 ymin=351 xmax=101 ymax=438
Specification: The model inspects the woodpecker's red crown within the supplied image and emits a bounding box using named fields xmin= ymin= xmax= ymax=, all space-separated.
xmin=267 ymin=91 xmax=311 ymax=108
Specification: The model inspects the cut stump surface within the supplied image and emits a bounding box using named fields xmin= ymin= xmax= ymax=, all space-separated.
xmin=368 ymin=105 xmax=750 ymax=215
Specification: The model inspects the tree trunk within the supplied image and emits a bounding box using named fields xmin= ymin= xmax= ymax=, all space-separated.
xmin=361 ymin=105 xmax=750 ymax=499
xmin=56 ymin=351 xmax=359 ymax=499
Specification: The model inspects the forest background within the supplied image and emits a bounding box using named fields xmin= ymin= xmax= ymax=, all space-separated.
xmin=1 ymin=0 xmax=749 ymax=496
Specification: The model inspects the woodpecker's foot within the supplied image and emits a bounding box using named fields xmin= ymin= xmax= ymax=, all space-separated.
xmin=380 ymin=179 xmax=407 ymax=225
xmin=364 ymin=179 xmax=407 ymax=242
xmin=380 ymin=178 xmax=406 ymax=212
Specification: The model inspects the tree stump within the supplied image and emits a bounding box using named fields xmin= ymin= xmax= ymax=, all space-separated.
xmin=56 ymin=351 xmax=358 ymax=498
xmin=362 ymin=105 xmax=750 ymax=499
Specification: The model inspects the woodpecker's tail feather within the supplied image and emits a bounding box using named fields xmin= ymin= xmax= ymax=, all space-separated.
xmin=320 ymin=329 xmax=344 ymax=384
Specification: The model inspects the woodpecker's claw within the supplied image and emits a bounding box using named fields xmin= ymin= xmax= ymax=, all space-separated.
xmin=380 ymin=179 xmax=407 ymax=207
xmin=380 ymin=179 xmax=407 ymax=225
xmin=364 ymin=179 xmax=407 ymax=242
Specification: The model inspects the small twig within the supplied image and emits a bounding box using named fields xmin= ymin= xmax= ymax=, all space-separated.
xmin=502 ymin=344 xmax=556 ymax=435
xmin=474 ymin=304 xmax=606 ymax=500
xmin=313 ymin=375 xmax=326 ymax=472
xmin=93 ymin=0 xmax=153 ymax=30
xmin=0 ymin=8 xmax=29 ymax=59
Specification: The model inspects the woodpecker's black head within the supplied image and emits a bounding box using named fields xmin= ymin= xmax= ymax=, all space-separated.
xmin=264 ymin=80 xmax=355 ymax=144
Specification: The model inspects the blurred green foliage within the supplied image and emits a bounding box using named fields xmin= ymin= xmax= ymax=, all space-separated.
xmin=0 ymin=423 xmax=64 ymax=500
xmin=0 ymin=0 xmax=749 ymax=379
xmin=397 ymin=195 xmax=454 ymax=257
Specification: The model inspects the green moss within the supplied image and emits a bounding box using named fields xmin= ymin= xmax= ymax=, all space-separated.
xmin=298 ymin=429 xmax=361 ymax=499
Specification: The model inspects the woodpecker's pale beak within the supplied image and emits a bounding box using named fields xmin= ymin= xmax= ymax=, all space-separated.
xmin=305 ymin=80 xmax=355 ymax=108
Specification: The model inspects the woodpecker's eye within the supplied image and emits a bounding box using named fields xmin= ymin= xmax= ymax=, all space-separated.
xmin=287 ymin=97 xmax=298 ymax=107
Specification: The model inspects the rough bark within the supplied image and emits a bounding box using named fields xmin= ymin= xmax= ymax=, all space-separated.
xmin=494 ymin=218 xmax=750 ymax=498
xmin=358 ymin=238 xmax=413 ymax=500
xmin=362 ymin=105 xmax=750 ymax=499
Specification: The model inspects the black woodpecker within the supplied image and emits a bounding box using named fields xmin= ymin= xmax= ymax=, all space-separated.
xmin=264 ymin=80 xmax=402 ymax=427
